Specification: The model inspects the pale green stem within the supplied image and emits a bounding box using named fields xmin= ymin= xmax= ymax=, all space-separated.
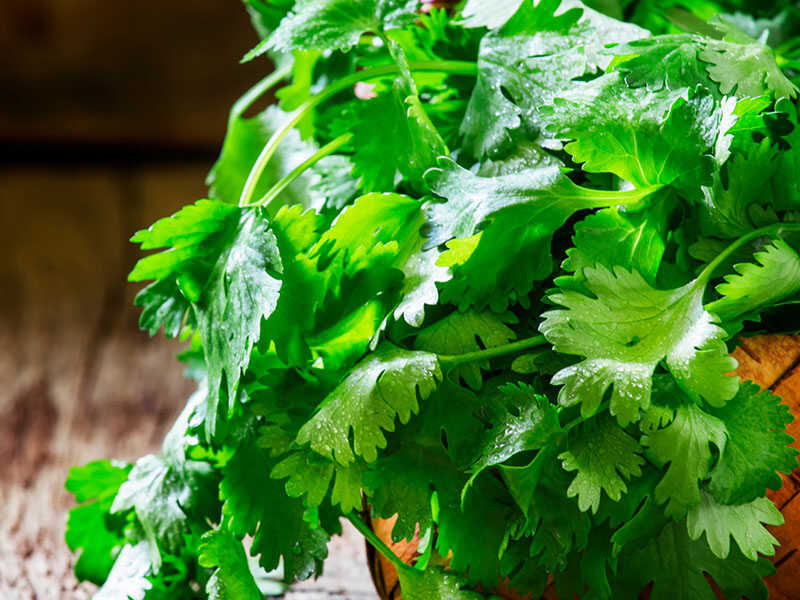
xmin=242 ymin=132 xmax=353 ymax=213
xmin=230 ymin=64 xmax=292 ymax=122
xmin=346 ymin=512 xmax=409 ymax=573
xmin=438 ymin=335 xmax=548 ymax=370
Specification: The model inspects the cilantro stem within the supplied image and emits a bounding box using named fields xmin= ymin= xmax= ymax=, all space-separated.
xmin=696 ymin=222 xmax=800 ymax=288
xmin=345 ymin=512 xmax=410 ymax=573
xmin=243 ymin=132 xmax=354 ymax=213
xmin=438 ymin=335 xmax=548 ymax=369
xmin=238 ymin=60 xmax=478 ymax=207
xmin=230 ymin=64 xmax=292 ymax=121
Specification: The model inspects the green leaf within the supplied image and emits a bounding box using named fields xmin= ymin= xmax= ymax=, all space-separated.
xmin=611 ymin=34 xmax=710 ymax=92
xmin=700 ymin=19 xmax=798 ymax=100
xmin=686 ymin=493 xmax=782 ymax=560
xmin=93 ymin=542 xmax=154 ymax=600
xmin=134 ymin=279 xmax=190 ymax=339
xmin=65 ymin=461 xmax=131 ymax=584
xmin=542 ymin=73 xmax=720 ymax=188
xmin=220 ymin=440 xmax=329 ymax=581
xmin=708 ymin=382 xmax=798 ymax=505
xmin=559 ymin=415 xmax=645 ymax=513
xmin=272 ymin=451 xmax=364 ymax=513
xmin=469 ymin=384 xmax=562 ymax=480
xmin=697 ymin=143 xmax=780 ymax=239
xmin=350 ymin=83 xmax=448 ymax=193
xmin=296 ymin=344 xmax=442 ymax=464
xmin=460 ymin=0 xmax=645 ymax=159
xmin=110 ymin=395 xmax=218 ymax=568
xmin=198 ymin=529 xmax=263 ymax=600
xmin=427 ymin=158 xmax=659 ymax=310
xmin=111 ymin=453 xmax=213 ymax=568
xmin=252 ymin=0 xmax=420 ymax=57
xmin=541 ymin=267 xmax=738 ymax=426
xmin=195 ymin=209 xmax=282 ymax=438
xmin=459 ymin=0 xmax=522 ymax=29
xmin=414 ymin=310 xmax=518 ymax=390
xmin=66 ymin=459 xmax=131 ymax=503
xmin=398 ymin=566 xmax=485 ymax=600
xmin=563 ymin=202 xmax=672 ymax=287
xmin=503 ymin=457 xmax=592 ymax=571
xmin=708 ymin=239 xmax=800 ymax=321
xmin=365 ymin=443 xmax=463 ymax=541
xmin=642 ymin=404 xmax=727 ymax=518
xmin=129 ymin=202 xmax=283 ymax=438
xmin=129 ymin=199 xmax=239 ymax=299
xmin=615 ymin=521 xmax=773 ymax=600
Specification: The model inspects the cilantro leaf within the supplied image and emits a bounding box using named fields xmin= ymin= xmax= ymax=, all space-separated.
xmin=93 ymin=542 xmax=154 ymax=600
xmin=198 ymin=529 xmax=262 ymax=600
xmin=686 ymin=492 xmax=782 ymax=560
xmin=195 ymin=209 xmax=282 ymax=438
xmin=708 ymin=238 xmax=800 ymax=321
xmin=65 ymin=460 xmax=131 ymax=584
xmin=541 ymin=266 xmax=738 ymax=426
xmin=563 ymin=202 xmax=672 ymax=287
xmin=642 ymin=404 xmax=727 ymax=518
xmin=708 ymin=382 xmax=798 ymax=505
xmin=397 ymin=565 xmax=485 ymax=600
xmin=350 ymin=83 xmax=448 ymax=193
xmin=459 ymin=0 xmax=523 ymax=29
xmin=272 ymin=450 xmax=364 ymax=512
xmin=541 ymin=73 xmax=720 ymax=188
xmin=220 ymin=440 xmax=329 ymax=580
xmin=130 ymin=202 xmax=283 ymax=438
xmin=460 ymin=0 xmax=645 ymax=159
xmin=427 ymin=158 xmax=660 ymax=310
xmin=251 ymin=0 xmax=420 ymax=58
xmin=365 ymin=443 xmax=462 ymax=541
xmin=615 ymin=521 xmax=773 ymax=600
xmin=559 ymin=415 xmax=645 ymax=513
xmin=700 ymin=19 xmax=798 ymax=100
xmin=469 ymin=383 xmax=562 ymax=480
xmin=296 ymin=344 xmax=442 ymax=464
xmin=414 ymin=310 xmax=518 ymax=390
xmin=503 ymin=457 xmax=592 ymax=571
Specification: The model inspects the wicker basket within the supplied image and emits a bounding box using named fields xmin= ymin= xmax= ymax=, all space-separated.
xmin=367 ymin=335 xmax=800 ymax=600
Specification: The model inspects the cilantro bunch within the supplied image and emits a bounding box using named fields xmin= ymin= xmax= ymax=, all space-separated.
xmin=66 ymin=1 xmax=800 ymax=598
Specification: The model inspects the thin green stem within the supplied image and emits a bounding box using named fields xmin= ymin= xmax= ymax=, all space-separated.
xmin=346 ymin=513 xmax=409 ymax=573
xmin=696 ymin=223 xmax=800 ymax=288
xmin=238 ymin=59 xmax=477 ymax=207
xmin=230 ymin=64 xmax=292 ymax=122
xmin=243 ymin=132 xmax=353 ymax=213
xmin=438 ymin=335 xmax=549 ymax=369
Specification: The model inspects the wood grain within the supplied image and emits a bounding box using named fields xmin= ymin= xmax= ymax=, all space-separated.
xmin=371 ymin=335 xmax=800 ymax=600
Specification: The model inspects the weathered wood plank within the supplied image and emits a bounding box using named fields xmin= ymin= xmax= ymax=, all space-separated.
xmin=0 ymin=166 xmax=205 ymax=599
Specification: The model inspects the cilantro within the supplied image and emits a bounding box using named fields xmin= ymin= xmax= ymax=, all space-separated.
xmin=68 ymin=1 xmax=800 ymax=598
xmin=198 ymin=529 xmax=262 ymax=600
xmin=559 ymin=415 xmax=645 ymax=513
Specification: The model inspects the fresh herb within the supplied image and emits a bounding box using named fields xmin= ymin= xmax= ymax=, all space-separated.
xmin=68 ymin=1 xmax=800 ymax=598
